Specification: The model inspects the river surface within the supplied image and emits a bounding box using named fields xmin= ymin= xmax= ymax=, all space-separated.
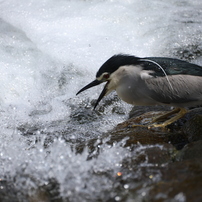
xmin=0 ymin=0 xmax=201 ymax=201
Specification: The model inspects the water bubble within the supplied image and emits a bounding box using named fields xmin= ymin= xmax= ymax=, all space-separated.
xmin=149 ymin=175 xmax=153 ymax=179
xmin=174 ymin=192 xmax=186 ymax=202
xmin=115 ymin=196 xmax=121 ymax=201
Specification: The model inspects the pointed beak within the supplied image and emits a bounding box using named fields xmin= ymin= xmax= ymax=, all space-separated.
xmin=93 ymin=81 xmax=109 ymax=110
xmin=76 ymin=79 xmax=102 ymax=95
xmin=76 ymin=80 xmax=109 ymax=109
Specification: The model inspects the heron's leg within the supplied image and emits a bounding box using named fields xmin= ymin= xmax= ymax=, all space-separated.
xmin=130 ymin=124 xmax=148 ymax=128
xmin=149 ymin=108 xmax=188 ymax=128
xmin=151 ymin=108 xmax=181 ymax=123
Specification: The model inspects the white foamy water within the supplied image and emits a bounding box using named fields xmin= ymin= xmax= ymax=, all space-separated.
xmin=0 ymin=0 xmax=201 ymax=201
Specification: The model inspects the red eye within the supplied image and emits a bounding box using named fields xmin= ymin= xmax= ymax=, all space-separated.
xmin=103 ymin=73 xmax=110 ymax=79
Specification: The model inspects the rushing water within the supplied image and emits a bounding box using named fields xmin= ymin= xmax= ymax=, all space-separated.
xmin=0 ymin=0 xmax=201 ymax=201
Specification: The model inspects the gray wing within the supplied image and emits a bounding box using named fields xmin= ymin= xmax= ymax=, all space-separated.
xmin=145 ymin=74 xmax=202 ymax=106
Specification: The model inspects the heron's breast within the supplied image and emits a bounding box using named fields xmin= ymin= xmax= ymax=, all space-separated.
xmin=115 ymin=79 xmax=157 ymax=105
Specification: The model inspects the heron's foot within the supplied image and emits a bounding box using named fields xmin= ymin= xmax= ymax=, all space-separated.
xmin=127 ymin=108 xmax=188 ymax=129
xmin=151 ymin=108 xmax=181 ymax=123
xmin=148 ymin=108 xmax=188 ymax=128
xmin=130 ymin=124 xmax=149 ymax=128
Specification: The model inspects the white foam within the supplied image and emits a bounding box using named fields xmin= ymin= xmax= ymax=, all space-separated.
xmin=0 ymin=0 xmax=201 ymax=200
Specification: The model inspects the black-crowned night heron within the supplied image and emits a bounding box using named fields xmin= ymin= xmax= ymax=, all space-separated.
xmin=76 ymin=54 xmax=202 ymax=127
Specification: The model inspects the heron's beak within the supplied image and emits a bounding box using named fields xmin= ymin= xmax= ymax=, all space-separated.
xmin=93 ymin=81 xmax=109 ymax=110
xmin=76 ymin=80 xmax=102 ymax=95
xmin=76 ymin=80 xmax=109 ymax=109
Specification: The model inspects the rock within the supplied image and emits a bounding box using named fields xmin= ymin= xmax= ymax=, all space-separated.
xmin=147 ymin=160 xmax=202 ymax=202
xmin=182 ymin=113 xmax=202 ymax=142
xmin=175 ymin=140 xmax=202 ymax=161
xmin=129 ymin=105 xmax=172 ymax=119
xmin=129 ymin=106 xmax=202 ymax=129
xmin=174 ymin=44 xmax=202 ymax=61
xmin=0 ymin=179 xmax=18 ymax=202
xmin=109 ymin=123 xmax=170 ymax=146
xmin=28 ymin=178 xmax=62 ymax=202
xmin=107 ymin=109 xmax=188 ymax=149
xmin=132 ymin=143 xmax=175 ymax=165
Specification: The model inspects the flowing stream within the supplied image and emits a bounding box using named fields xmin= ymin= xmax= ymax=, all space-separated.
xmin=0 ymin=0 xmax=201 ymax=201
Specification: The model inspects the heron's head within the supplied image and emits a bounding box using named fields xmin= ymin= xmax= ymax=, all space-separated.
xmin=76 ymin=54 xmax=141 ymax=109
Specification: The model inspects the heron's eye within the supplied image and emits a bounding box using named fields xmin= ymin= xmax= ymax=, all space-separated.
xmin=103 ymin=73 xmax=110 ymax=80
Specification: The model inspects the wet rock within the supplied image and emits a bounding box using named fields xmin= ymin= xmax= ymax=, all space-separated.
xmin=0 ymin=179 xmax=19 ymax=202
xmin=107 ymin=110 xmax=188 ymax=149
xmin=174 ymin=44 xmax=202 ymax=61
xmin=182 ymin=113 xmax=202 ymax=142
xmin=29 ymin=102 xmax=52 ymax=116
xmin=147 ymin=160 xmax=202 ymax=202
xmin=129 ymin=106 xmax=202 ymax=125
xmin=128 ymin=143 xmax=175 ymax=166
xmin=70 ymin=108 xmax=100 ymax=124
xmin=129 ymin=105 xmax=172 ymax=119
xmin=128 ymin=106 xmax=188 ymax=133
xmin=114 ymin=106 xmax=202 ymax=149
xmin=175 ymin=140 xmax=202 ymax=161
xmin=10 ymin=107 xmax=202 ymax=202
xmin=29 ymin=178 xmax=62 ymax=202
xmin=18 ymin=123 xmax=42 ymax=136
xmin=109 ymin=123 xmax=170 ymax=146
xmin=86 ymin=106 xmax=202 ymax=202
